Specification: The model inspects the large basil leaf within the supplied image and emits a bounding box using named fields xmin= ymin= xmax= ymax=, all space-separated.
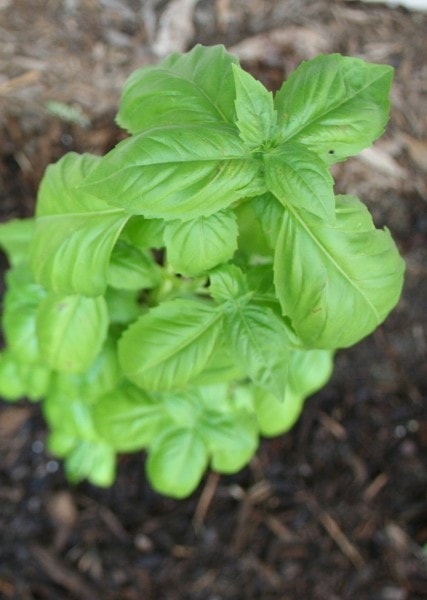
xmin=82 ymin=124 xmax=263 ymax=221
xmin=274 ymin=195 xmax=405 ymax=348
xmin=36 ymin=292 xmax=109 ymax=373
xmin=118 ymin=299 xmax=224 ymax=391
xmin=31 ymin=152 xmax=129 ymax=296
xmin=117 ymin=44 xmax=238 ymax=133
xmin=265 ymin=144 xmax=335 ymax=224
xmin=164 ymin=210 xmax=238 ymax=276
xmin=274 ymin=54 xmax=393 ymax=164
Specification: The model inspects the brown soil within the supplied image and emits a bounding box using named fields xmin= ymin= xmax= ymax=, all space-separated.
xmin=1 ymin=1 xmax=426 ymax=598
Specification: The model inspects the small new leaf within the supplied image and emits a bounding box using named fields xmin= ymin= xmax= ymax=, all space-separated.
xmin=232 ymin=63 xmax=277 ymax=149
xmin=164 ymin=210 xmax=238 ymax=277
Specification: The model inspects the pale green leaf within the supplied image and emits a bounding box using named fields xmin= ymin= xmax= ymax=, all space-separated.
xmin=209 ymin=264 xmax=248 ymax=303
xmin=234 ymin=200 xmax=272 ymax=257
xmin=265 ymin=144 xmax=335 ymax=223
xmin=274 ymin=195 xmax=405 ymax=348
xmin=105 ymin=287 xmax=141 ymax=324
xmin=31 ymin=152 xmax=129 ymax=296
xmin=120 ymin=216 xmax=165 ymax=250
xmin=254 ymin=348 xmax=333 ymax=436
xmin=147 ymin=427 xmax=208 ymax=498
xmin=0 ymin=219 xmax=35 ymax=266
xmin=93 ymin=383 xmax=163 ymax=452
xmin=224 ymin=303 xmax=289 ymax=400
xmin=118 ymin=299 xmax=224 ymax=391
xmin=275 ymin=54 xmax=393 ymax=163
xmin=250 ymin=193 xmax=285 ymax=249
xmin=201 ymin=410 xmax=258 ymax=473
xmin=190 ymin=342 xmax=245 ymax=386
xmin=36 ymin=293 xmax=109 ymax=373
xmin=164 ymin=210 xmax=238 ymax=276
xmin=232 ymin=63 xmax=276 ymax=148
xmin=82 ymin=124 xmax=263 ymax=221
xmin=2 ymin=267 xmax=46 ymax=364
xmin=63 ymin=440 xmax=116 ymax=487
xmin=108 ymin=241 xmax=160 ymax=290
xmin=0 ymin=351 xmax=28 ymax=401
xmin=117 ymin=44 xmax=238 ymax=133
xmin=45 ymin=367 xmax=117 ymax=486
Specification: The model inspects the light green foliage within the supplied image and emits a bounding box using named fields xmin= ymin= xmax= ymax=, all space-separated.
xmin=0 ymin=45 xmax=404 ymax=498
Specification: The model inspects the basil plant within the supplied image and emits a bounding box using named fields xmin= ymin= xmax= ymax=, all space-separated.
xmin=0 ymin=45 xmax=404 ymax=498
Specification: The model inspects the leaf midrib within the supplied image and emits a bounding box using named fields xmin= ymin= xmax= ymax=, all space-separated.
xmin=279 ymin=69 xmax=389 ymax=144
xmin=285 ymin=204 xmax=380 ymax=320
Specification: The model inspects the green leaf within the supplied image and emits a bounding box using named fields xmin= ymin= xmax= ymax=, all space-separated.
xmin=254 ymin=348 xmax=333 ymax=436
xmin=82 ymin=124 xmax=263 ymax=221
xmin=234 ymin=200 xmax=272 ymax=257
xmin=120 ymin=216 xmax=165 ymax=250
xmin=116 ymin=44 xmax=238 ymax=134
xmin=93 ymin=383 xmax=163 ymax=452
xmin=224 ymin=303 xmax=289 ymax=400
xmin=36 ymin=152 xmax=104 ymax=217
xmin=31 ymin=152 xmax=130 ymax=296
xmin=36 ymin=293 xmax=109 ymax=373
xmin=164 ymin=210 xmax=238 ymax=277
xmin=250 ymin=193 xmax=284 ymax=249
xmin=274 ymin=195 xmax=405 ymax=348
xmin=118 ymin=299 xmax=224 ymax=391
xmin=108 ymin=241 xmax=160 ymax=290
xmin=274 ymin=54 xmax=393 ymax=164
xmin=45 ymin=339 xmax=120 ymax=405
xmin=105 ymin=287 xmax=141 ymax=324
xmin=232 ymin=63 xmax=276 ymax=148
xmin=147 ymin=427 xmax=208 ymax=498
xmin=63 ymin=440 xmax=116 ymax=487
xmin=0 ymin=351 xmax=28 ymax=400
xmin=201 ymin=409 xmax=258 ymax=473
xmin=209 ymin=264 xmax=249 ymax=303
xmin=265 ymin=144 xmax=335 ymax=223
xmin=2 ymin=267 xmax=46 ymax=364
xmin=190 ymin=343 xmax=244 ymax=385
xmin=0 ymin=219 xmax=35 ymax=266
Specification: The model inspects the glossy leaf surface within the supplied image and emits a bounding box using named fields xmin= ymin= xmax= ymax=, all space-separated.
xmin=274 ymin=195 xmax=405 ymax=348
xmin=117 ymin=44 xmax=238 ymax=133
xmin=119 ymin=299 xmax=223 ymax=390
xmin=274 ymin=54 xmax=393 ymax=163
xmin=82 ymin=125 xmax=262 ymax=220
xmin=36 ymin=293 xmax=109 ymax=373
xmin=164 ymin=210 xmax=238 ymax=276
xmin=31 ymin=153 xmax=129 ymax=296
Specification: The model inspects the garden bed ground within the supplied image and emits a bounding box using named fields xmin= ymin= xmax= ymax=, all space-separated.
xmin=0 ymin=1 xmax=427 ymax=598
